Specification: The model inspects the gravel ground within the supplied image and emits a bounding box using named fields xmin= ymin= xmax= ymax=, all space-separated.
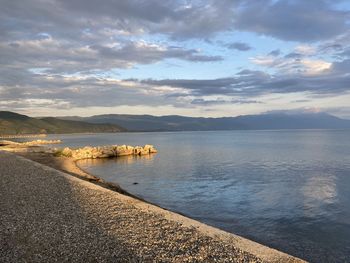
xmin=0 ymin=151 xmax=299 ymax=262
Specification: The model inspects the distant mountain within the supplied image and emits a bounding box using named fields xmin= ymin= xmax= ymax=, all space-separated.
xmin=60 ymin=112 xmax=350 ymax=132
xmin=0 ymin=111 xmax=126 ymax=135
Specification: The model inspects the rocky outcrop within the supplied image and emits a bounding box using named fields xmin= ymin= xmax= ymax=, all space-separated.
xmin=23 ymin=140 xmax=61 ymax=146
xmin=55 ymin=144 xmax=158 ymax=160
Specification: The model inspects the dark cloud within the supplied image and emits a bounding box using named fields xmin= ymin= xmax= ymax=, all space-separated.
xmin=227 ymin=42 xmax=252 ymax=51
xmin=3 ymin=0 xmax=346 ymax=44
xmin=284 ymin=52 xmax=303 ymax=59
xmin=292 ymin=99 xmax=311 ymax=103
xmin=336 ymin=47 xmax=350 ymax=58
xmin=89 ymin=43 xmax=222 ymax=63
xmin=0 ymin=39 xmax=221 ymax=75
xmin=234 ymin=0 xmax=349 ymax=42
xmin=150 ymin=0 xmax=236 ymax=39
xmin=0 ymin=72 xmax=174 ymax=109
xmin=191 ymin=98 xmax=262 ymax=105
xmin=320 ymin=44 xmax=344 ymax=53
xmin=268 ymin=49 xmax=281 ymax=57
xmin=330 ymin=58 xmax=350 ymax=73
xmin=140 ymin=66 xmax=350 ymax=98
xmin=0 ymin=0 xmax=227 ymax=77
xmin=59 ymin=0 xmax=176 ymax=23
xmin=59 ymin=0 xmax=236 ymax=39
xmin=0 ymin=0 xmax=236 ymax=42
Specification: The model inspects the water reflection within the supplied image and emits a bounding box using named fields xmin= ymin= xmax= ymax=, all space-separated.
xmin=78 ymin=153 xmax=155 ymax=167
xmin=302 ymin=174 xmax=337 ymax=218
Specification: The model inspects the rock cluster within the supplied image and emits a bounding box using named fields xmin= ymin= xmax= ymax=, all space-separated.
xmin=22 ymin=139 xmax=61 ymax=146
xmin=56 ymin=144 xmax=157 ymax=160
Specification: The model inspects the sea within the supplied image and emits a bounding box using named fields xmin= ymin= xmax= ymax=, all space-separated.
xmin=45 ymin=130 xmax=350 ymax=262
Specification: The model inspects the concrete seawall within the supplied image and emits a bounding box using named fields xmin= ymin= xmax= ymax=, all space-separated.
xmin=0 ymin=151 xmax=306 ymax=262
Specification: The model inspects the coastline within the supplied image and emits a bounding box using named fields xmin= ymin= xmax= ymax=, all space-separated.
xmin=2 ymin=149 xmax=306 ymax=262
xmin=0 ymin=134 xmax=47 ymax=139
xmin=14 ymin=151 xmax=141 ymax=199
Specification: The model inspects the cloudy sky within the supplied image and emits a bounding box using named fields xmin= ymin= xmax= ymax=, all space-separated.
xmin=1 ymin=0 xmax=350 ymax=118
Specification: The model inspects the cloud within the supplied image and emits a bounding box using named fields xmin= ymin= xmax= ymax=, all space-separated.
xmin=268 ymin=49 xmax=281 ymax=57
xmin=0 ymin=38 xmax=221 ymax=75
xmin=294 ymin=45 xmax=316 ymax=56
xmin=0 ymin=0 xmax=236 ymax=42
xmin=191 ymin=98 xmax=262 ymax=105
xmin=226 ymin=42 xmax=252 ymax=51
xmin=0 ymin=73 xmax=180 ymax=109
xmin=0 ymin=0 xmax=350 ymax=116
xmin=233 ymin=0 xmax=349 ymax=42
xmin=300 ymin=60 xmax=331 ymax=75
xmin=90 ymin=42 xmax=222 ymax=63
xmin=1 ymin=61 xmax=349 ymax=114
xmin=140 ymin=66 xmax=350 ymax=98
xmin=1 ymin=0 xmax=349 ymax=46
xmin=251 ymin=52 xmax=332 ymax=76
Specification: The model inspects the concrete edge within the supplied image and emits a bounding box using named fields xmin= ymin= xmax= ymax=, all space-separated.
xmin=2 ymin=151 xmax=306 ymax=263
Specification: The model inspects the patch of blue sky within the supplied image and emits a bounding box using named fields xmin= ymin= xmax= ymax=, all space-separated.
xmin=332 ymin=1 xmax=350 ymax=11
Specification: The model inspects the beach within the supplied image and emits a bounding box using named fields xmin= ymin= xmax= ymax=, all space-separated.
xmin=0 ymin=148 xmax=304 ymax=262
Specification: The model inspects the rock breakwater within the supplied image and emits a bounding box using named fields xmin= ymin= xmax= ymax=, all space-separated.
xmin=55 ymin=144 xmax=158 ymax=160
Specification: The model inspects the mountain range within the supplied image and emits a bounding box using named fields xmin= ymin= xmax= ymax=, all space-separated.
xmin=1 ymin=111 xmax=350 ymax=135
xmin=0 ymin=111 xmax=125 ymax=135
xmin=61 ymin=111 xmax=350 ymax=132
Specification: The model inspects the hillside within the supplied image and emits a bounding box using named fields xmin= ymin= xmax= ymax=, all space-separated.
xmin=0 ymin=111 xmax=126 ymax=135
xmin=61 ymin=112 xmax=350 ymax=132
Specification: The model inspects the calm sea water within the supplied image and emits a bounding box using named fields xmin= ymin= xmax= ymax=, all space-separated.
xmin=47 ymin=130 xmax=350 ymax=262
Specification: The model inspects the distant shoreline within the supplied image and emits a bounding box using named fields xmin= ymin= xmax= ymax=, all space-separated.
xmin=0 ymin=134 xmax=47 ymax=139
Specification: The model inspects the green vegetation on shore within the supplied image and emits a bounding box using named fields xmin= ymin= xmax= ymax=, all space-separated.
xmin=0 ymin=111 xmax=126 ymax=135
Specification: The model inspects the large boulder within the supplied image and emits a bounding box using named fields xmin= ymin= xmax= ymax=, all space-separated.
xmin=100 ymin=146 xmax=115 ymax=158
xmin=61 ymin=147 xmax=72 ymax=157
xmin=133 ymin=145 xmax=149 ymax=155
xmin=116 ymin=145 xmax=134 ymax=156
xmin=144 ymin=144 xmax=158 ymax=153
xmin=133 ymin=146 xmax=143 ymax=155
xmin=72 ymin=146 xmax=94 ymax=159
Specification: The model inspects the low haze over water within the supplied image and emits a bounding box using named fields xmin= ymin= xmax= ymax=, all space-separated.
xmin=49 ymin=130 xmax=350 ymax=262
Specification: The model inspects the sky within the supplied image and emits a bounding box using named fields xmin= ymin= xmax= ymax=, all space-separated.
xmin=1 ymin=0 xmax=350 ymax=118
